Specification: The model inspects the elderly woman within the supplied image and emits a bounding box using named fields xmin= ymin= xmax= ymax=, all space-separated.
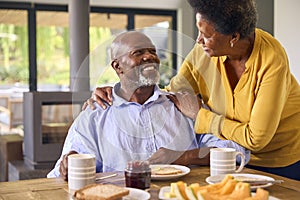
xmin=87 ymin=0 xmax=300 ymax=180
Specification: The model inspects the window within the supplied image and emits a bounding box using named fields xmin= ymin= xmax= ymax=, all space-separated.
xmin=89 ymin=8 xmax=177 ymax=89
xmin=0 ymin=8 xmax=28 ymax=133
xmin=36 ymin=11 xmax=70 ymax=91
xmin=0 ymin=2 xmax=177 ymax=134
xmin=0 ymin=9 xmax=28 ymax=88
xmin=89 ymin=13 xmax=127 ymax=88
xmin=135 ymin=14 xmax=175 ymax=87
xmin=0 ymin=3 xmax=177 ymax=92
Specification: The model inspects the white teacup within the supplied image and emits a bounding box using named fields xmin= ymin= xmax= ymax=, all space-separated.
xmin=68 ymin=154 xmax=96 ymax=168
xmin=68 ymin=176 xmax=95 ymax=193
xmin=210 ymin=148 xmax=245 ymax=176
xmin=68 ymin=170 xmax=96 ymax=178
xmin=68 ymin=154 xmax=96 ymax=192
xmin=68 ymin=166 xmax=96 ymax=173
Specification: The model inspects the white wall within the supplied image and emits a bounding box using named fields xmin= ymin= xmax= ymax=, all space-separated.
xmin=274 ymin=0 xmax=300 ymax=82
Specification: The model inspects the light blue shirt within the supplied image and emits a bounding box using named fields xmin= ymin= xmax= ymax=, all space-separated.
xmin=47 ymin=84 xmax=250 ymax=178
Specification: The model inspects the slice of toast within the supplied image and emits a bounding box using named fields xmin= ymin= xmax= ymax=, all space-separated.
xmin=152 ymin=166 xmax=182 ymax=175
xmin=74 ymin=183 xmax=129 ymax=200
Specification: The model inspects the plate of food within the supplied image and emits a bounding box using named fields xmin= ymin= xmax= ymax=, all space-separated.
xmin=158 ymin=186 xmax=279 ymax=200
xmin=73 ymin=183 xmax=150 ymax=200
xmin=206 ymin=173 xmax=276 ymax=190
xmin=150 ymin=164 xmax=190 ymax=180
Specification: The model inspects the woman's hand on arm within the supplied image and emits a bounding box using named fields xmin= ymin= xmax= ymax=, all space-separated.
xmin=81 ymin=86 xmax=113 ymax=110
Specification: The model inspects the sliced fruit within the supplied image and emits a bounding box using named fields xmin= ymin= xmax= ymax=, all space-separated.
xmin=185 ymin=183 xmax=206 ymax=200
xmin=228 ymin=182 xmax=251 ymax=199
xmin=244 ymin=188 xmax=269 ymax=200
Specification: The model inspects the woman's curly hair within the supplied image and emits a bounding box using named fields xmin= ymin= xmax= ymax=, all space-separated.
xmin=188 ymin=0 xmax=257 ymax=39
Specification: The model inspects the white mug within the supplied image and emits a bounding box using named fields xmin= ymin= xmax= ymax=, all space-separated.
xmin=68 ymin=154 xmax=96 ymax=193
xmin=210 ymin=148 xmax=245 ymax=176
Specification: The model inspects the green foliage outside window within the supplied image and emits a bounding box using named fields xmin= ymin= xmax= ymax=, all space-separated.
xmin=0 ymin=23 xmax=173 ymax=89
xmin=0 ymin=24 xmax=28 ymax=85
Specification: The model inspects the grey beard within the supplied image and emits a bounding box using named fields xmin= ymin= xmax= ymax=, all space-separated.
xmin=138 ymin=70 xmax=160 ymax=87
xmin=119 ymin=70 xmax=160 ymax=101
xmin=124 ymin=63 xmax=160 ymax=88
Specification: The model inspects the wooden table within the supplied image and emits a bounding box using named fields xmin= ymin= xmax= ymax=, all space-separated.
xmin=0 ymin=166 xmax=299 ymax=199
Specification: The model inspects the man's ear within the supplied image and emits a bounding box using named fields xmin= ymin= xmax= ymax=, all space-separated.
xmin=111 ymin=60 xmax=122 ymax=74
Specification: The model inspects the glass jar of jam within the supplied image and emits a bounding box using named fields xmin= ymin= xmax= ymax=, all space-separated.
xmin=124 ymin=160 xmax=151 ymax=190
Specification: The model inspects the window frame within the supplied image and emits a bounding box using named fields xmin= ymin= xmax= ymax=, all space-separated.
xmin=0 ymin=2 xmax=177 ymax=91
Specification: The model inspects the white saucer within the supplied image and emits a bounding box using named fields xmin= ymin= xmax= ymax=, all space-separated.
xmin=123 ymin=187 xmax=150 ymax=200
xmin=206 ymin=173 xmax=275 ymax=190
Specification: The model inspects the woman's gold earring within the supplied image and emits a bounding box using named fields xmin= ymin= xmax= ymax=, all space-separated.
xmin=230 ymin=42 xmax=234 ymax=48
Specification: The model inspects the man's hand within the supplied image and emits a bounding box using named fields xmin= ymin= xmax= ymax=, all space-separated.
xmin=81 ymin=86 xmax=113 ymax=110
xmin=148 ymin=147 xmax=211 ymax=166
xmin=148 ymin=147 xmax=187 ymax=165
xmin=59 ymin=151 xmax=78 ymax=181
xmin=167 ymin=92 xmax=201 ymax=120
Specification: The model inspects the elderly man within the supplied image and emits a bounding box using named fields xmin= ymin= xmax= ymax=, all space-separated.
xmin=47 ymin=31 xmax=249 ymax=180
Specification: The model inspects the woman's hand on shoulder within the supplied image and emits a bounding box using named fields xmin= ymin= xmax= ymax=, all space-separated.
xmin=82 ymin=86 xmax=113 ymax=110
xmin=167 ymin=91 xmax=201 ymax=120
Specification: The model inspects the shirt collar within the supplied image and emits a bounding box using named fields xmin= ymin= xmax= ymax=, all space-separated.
xmin=112 ymin=82 xmax=168 ymax=107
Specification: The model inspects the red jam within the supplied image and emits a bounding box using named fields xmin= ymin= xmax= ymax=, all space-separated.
xmin=124 ymin=160 xmax=151 ymax=189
